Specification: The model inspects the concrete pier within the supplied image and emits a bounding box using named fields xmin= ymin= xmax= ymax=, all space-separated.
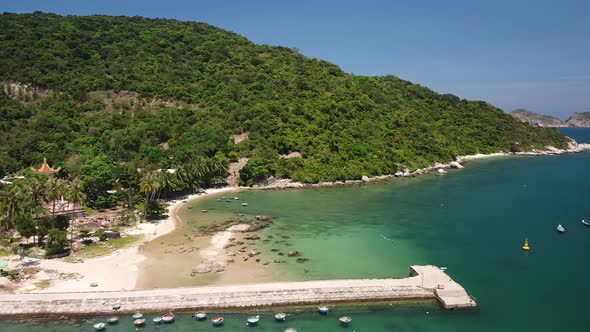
xmin=0 ymin=265 xmax=476 ymax=317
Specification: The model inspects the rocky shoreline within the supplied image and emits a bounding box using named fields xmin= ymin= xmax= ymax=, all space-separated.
xmin=254 ymin=138 xmax=590 ymax=190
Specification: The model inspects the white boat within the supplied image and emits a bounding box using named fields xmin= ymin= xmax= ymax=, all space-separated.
xmin=93 ymin=322 xmax=106 ymax=331
xmin=247 ymin=315 xmax=260 ymax=325
xmin=241 ymin=203 xmax=248 ymax=206
xmin=582 ymin=219 xmax=590 ymax=226
xmin=557 ymin=224 xmax=566 ymax=233
xmin=339 ymin=316 xmax=352 ymax=324
xmin=275 ymin=312 xmax=287 ymax=321
xmin=318 ymin=306 xmax=329 ymax=315
xmin=285 ymin=328 xmax=298 ymax=332
xmin=194 ymin=311 xmax=207 ymax=320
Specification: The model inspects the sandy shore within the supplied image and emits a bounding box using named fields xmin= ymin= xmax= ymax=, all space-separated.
xmin=2 ymin=187 xmax=239 ymax=293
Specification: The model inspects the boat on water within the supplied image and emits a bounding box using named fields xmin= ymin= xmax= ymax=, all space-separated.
xmin=275 ymin=312 xmax=287 ymax=321
xmin=152 ymin=316 xmax=162 ymax=324
xmin=106 ymin=317 xmax=118 ymax=325
xmin=522 ymin=238 xmax=530 ymax=251
xmin=212 ymin=316 xmax=224 ymax=326
xmin=234 ymin=197 xmax=240 ymax=200
xmin=194 ymin=311 xmax=207 ymax=320
xmin=557 ymin=224 xmax=566 ymax=233
xmin=319 ymin=306 xmax=329 ymax=315
xmin=133 ymin=318 xmax=146 ymax=327
xmin=582 ymin=219 xmax=590 ymax=226
xmin=241 ymin=203 xmax=248 ymax=206
xmin=284 ymin=328 xmax=298 ymax=332
xmin=93 ymin=322 xmax=106 ymax=331
xmin=339 ymin=316 xmax=352 ymax=325
xmin=132 ymin=312 xmax=143 ymax=319
xmin=162 ymin=313 xmax=175 ymax=323
xmin=247 ymin=315 xmax=260 ymax=325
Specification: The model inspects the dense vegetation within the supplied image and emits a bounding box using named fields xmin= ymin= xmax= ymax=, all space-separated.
xmin=0 ymin=12 xmax=568 ymax=190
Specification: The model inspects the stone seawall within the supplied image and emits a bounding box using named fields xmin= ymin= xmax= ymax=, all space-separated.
xmin=0 ymin=265 xmax=476 ymax=318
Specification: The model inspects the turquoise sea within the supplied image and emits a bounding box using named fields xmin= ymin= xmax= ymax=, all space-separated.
xmin=2 ymin=128 xmax=590 ymax=331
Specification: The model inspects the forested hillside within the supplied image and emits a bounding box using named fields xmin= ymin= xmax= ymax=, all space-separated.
xmin=0 ymin=12 xmax=567 ymax=189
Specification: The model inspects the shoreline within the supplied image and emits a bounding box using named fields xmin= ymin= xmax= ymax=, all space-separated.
xmin=3 ymin=140 xmax=589 ymax=294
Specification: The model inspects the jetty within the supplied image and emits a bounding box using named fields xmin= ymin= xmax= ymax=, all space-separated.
xmin=0 ymin=265 xmax=476 ymax=318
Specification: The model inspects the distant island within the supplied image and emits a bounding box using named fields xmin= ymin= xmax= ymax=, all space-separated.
xmin=511 ymin=109 xmax=590 ymax=128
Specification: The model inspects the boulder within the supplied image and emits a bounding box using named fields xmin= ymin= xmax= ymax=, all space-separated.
xmin=437 ymin=169 xmax=448 ymax=174
xmin=450 ymin=161 xmax=464 ymax=169
xmin=248 ymin=249 xmax=260 ymax=257
xmin=287 ymin=250 xmax=300 ymax=257
xmin=361 ymin=175 xmax=370 ymax=182
xmin=244 ymin=235 xmax=260 ymax=240
xmin=296 ymin=258 xmax=309 ymax=263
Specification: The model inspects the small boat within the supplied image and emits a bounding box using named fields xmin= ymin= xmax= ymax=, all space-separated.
xmin=247 ymin=315 xmax=260 ymax=325
xmin=226 ymin=199 xmax=232 ymax=202
xmin=212 ymin=316 xmax=224 ymax=326
xmin=285 ymin=328 xmax=298 ymax=332
xmin=234 ymin=197 xmax=240 ymax=200
xmin=217 ymin=198 xmax=223 ymax=202
xmin=106 ymin=316 xmax=118 ymax=325
xmin=194 ymin=311 xmax=207 ymax=320
xmin=201 ymin=209 xmax=208 ymax=213
xmin=133 ymin=318 xmax=146 ymax=327
xmin=339 ymin=316 xmax=352 ymax=325
xmin=132 ymin=312 xmax=143 ymax=319
xmin=241 ymin=203 xmax=248 ymax=206
xmin=582 ymin=219 xmax=590 ymax=226
xmin=93 ymin=322 xmax=106 ymax=331
xmin=440 ymin=266 xmax=448 ymax=271
xmin=557 ymin=224 xmax=566 ymax=233
xmin=522 ymin=238 xmax=530 ymax=251
xmin=275 ymin=312 xmax=287 ymax=321
xmin=319 ymin=306 xmax=329 ymax=315
xmin=187 ymin=205 xmax=193 ymax=209
xmin=152 ymin=316 xmax=162 ymax=324
xmin=162 ymin=313 xmax=174 ymax=323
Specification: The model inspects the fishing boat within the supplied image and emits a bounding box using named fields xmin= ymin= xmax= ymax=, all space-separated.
xmin=522 ymin=238 xmax=530 ymax=251
xmin=234 ymin=197 xmax=240 ymax=200
xmin=133 ymin=318 xmax=146 ymax=327
xmin=557 ymin=224 xmax=566 ymax=233
xmin=201 ymin=209 xmax=208 ymax=213
xmin=275 ymin=312 xmax=287 ymax=321
xmin=284 ymin=328 xmax=298 ymax=332
xmin=339 ymin=316 xmax=352 ymax=325
xmin=162 ymin=313 xmax=175 ymax=323
xmin=194 ymin=311 xmax=207 ymax=320
xmin=241 ymin=203 xmax=248 ymax=206
xmin=212 ymin=316 xmax=224 ymax=326
xmin=106 ymin=316 xmax=118 ymax=325
xmin=93 ymin=322 xmax=106 ymax=331
xmin=582 ymin=219 xmax=590 ymax=226
xmin=318 ymin=306 xmax=329 ymax=315
xmin=132 ymin=312 xmax=143 ymax=319
xmin=152 ymin=316 xmax=162 ymax=324
xmin=247 ymin=315 xmax=260 ymax=326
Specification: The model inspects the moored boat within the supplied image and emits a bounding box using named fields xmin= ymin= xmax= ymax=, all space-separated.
xmin=557 ymin=224 xmax=566 ymax=233
xmin=194 ymin=311 xmax=207 ymax=320
xmin=133 ymin=318 xmax=146 ymax=327
xmin=247 ymin=315 xmax=260 ymax=325
xmin=152 ymin=316 xmax=162 ymax=324
xmin=582 ymin=219 xmax=590 ymax=226
xmin=275 ymin=312 xmax=287 ymax=321
xmin=106 ymin=316 xmax=118 ymax=325
xmin=212 ymin=316 xmax=224 ymax=326
xmin=339 ymin=316 xmax=352 ymax=325
xmin=93 ymin=322 xmax=106 ymax=331
xmin=285 ymin=328 xmax=298 ymax=332
xmin=318 ymin=306 xmax=329 ymax=315
xmin=241 ymin=203 xmax=248 ymax=206
xmin=162 ymin=313 xmax=175 ymax=323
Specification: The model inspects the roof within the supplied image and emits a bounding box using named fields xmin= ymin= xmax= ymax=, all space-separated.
xmin=33 ymin=158 xmax=61 ymax=175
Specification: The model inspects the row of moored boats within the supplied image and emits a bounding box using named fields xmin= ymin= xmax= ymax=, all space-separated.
xmin=93 ymin=307 xmax=350 ymax=330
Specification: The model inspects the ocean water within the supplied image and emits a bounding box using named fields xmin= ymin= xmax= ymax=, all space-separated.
xmin=2 ymin=128 xmax=589 ymax=331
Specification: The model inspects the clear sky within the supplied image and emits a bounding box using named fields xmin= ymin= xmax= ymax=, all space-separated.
xmin=3 ymin=0 xmax=589 ymax=118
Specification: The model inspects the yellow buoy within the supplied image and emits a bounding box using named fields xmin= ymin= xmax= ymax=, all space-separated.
xmin=522 ymin=238 xmax=530 ymax=251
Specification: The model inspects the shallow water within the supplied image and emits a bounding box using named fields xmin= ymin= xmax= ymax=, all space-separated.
xmin=3 ymin=128 xmax=590 ymax=331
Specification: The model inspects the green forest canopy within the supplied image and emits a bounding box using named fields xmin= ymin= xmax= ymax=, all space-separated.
xmin=0 ymin=12 xmax=568 ymax=188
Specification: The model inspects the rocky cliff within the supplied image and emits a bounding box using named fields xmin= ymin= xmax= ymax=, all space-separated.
xmin=510 ymin=109 xmax=568 ymax=127
xmin=565 ymin=112 xmax=590 ymax=128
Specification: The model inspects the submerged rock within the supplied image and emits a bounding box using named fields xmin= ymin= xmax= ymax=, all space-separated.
xmin=287 ymin=250 xmax=300 ymax=257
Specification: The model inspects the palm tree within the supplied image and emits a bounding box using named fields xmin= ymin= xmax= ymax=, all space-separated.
xmin=139 ymin=170 xmax=161 ymax=220
xmin=0 ymin=183 xmax=27 ymax=236
xmin=45 ymin=177 xmax=64 ymax=215
xmin=65 ymin=177 xmax=86 ymax=211
xmin=26 ymin=178 xmax=45 ymax=218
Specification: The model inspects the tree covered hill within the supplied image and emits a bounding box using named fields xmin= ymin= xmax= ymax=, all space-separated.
xmin=0 ymin=12 xmax=567 ymax=186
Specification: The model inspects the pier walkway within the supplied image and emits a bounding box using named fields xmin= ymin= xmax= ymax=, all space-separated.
xmin=0 ymin=265 xmax=476 ymax=317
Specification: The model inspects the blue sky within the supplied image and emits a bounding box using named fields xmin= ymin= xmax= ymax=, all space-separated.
xmin=3 ymin=0 xmax=589 ymax=118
